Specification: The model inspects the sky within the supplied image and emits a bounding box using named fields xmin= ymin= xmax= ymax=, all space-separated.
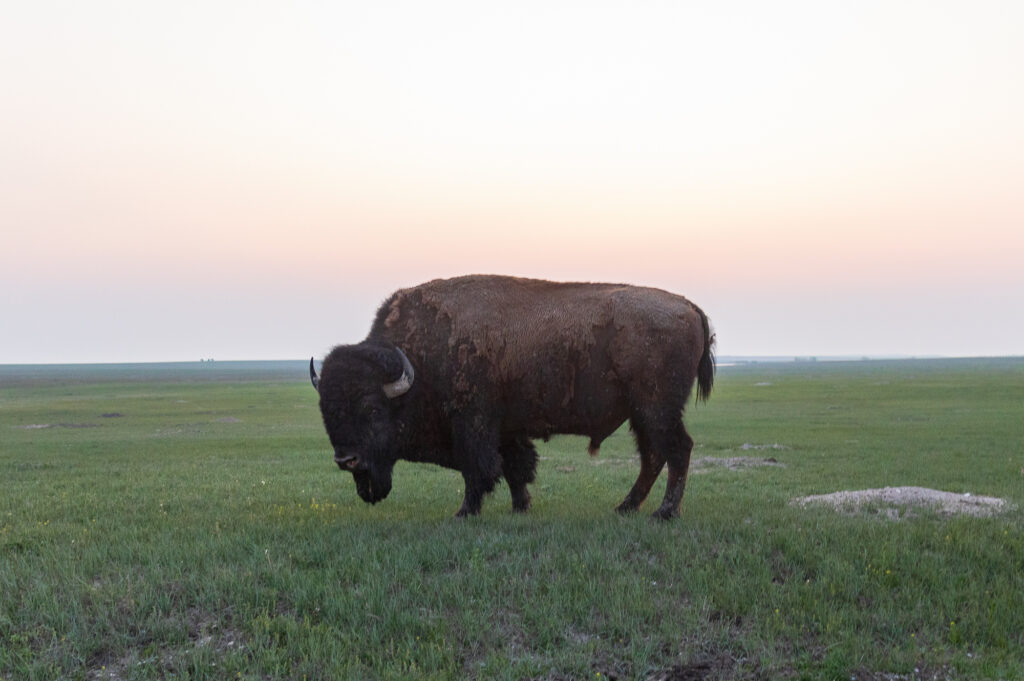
xmin=2 ymin=0 xmax=1023 ymax=363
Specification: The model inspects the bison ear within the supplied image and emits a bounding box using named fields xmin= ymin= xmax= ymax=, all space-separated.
xmin=382 ymin=348 xmax=414 ymax=398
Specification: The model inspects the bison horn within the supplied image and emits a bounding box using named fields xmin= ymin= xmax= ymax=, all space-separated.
xmin=309 ymin=357 xmax=320 ymax=390
xmin=382 ymin=348 xmax=414 ymax=398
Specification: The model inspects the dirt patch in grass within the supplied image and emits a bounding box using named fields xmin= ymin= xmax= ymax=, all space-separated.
xmin=792 ymin=486 xmax=1012 ymax=518
xmin=14 ymin=422 xmax=97 ymax=429
xmin=691 ymin=456 xmax=786 ymax=472
xmin=851 ymin=663 xmax=959 ymax=680
xmin=738 ymin=442 xmax=789 ymax=451
xmin=645 ymin=653 xmax=740 ymax=681
xmin=86 ymin=612 xmax=247 ymax=681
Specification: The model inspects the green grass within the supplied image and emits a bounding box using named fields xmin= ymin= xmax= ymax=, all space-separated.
xmin=2 ymin=358 xmax=1023 ymax=680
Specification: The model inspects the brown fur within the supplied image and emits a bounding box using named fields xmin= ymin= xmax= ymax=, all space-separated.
xmin=317 ymin=275 xmax=714 ymax=517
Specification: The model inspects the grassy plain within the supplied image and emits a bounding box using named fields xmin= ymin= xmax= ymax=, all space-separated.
xmin=1 ymin=358 xmax=1023 ymax=680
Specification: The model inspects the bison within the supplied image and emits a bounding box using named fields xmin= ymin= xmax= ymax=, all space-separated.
xmin=310 ymin=275 xmax=714 ymax=519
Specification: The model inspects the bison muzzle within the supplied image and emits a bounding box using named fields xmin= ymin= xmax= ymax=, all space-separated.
xmin=311 ymin=275 xmax=714 ymax=519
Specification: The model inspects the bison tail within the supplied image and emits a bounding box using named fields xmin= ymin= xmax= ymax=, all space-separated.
xmin=695 ymin=308 xmax=715 ymax=403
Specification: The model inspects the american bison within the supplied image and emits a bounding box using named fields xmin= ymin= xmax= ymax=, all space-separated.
xmin=310 ymin=275 xmax=714 ymax=518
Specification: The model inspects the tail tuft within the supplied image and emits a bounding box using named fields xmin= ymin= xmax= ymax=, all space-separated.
xmin=695 ymin=309 xmax=715 ymax=403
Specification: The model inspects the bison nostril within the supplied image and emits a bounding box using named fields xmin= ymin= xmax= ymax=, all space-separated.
xmin=334 ymin=453 xmax=360 ymax=470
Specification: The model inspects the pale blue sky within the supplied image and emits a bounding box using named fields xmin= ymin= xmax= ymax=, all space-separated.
xmin=2 ymin=1 xmax=1022 ymax=362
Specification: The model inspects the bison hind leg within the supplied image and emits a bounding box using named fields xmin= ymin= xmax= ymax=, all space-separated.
xmin=588 ymin=438 xmax=601 ymax=457
xmin=616 ymin=408 xmax=677 ymax=514
xmin=650 ymin=419 xmax=695 ymax=520
xmin=500 ymin=435 xmax=537 ymax=512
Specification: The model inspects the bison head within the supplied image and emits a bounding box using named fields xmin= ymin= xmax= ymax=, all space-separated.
xmin=310 ymin=342 xmax=415 ymax=505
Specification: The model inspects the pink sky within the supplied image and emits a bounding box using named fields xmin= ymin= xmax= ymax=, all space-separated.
xmin=2 ymin=1 xmax=1023 ymax=363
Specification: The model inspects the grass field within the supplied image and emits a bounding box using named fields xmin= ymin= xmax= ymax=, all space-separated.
xmin=2 ymin=358 xmax=1023 ymax=680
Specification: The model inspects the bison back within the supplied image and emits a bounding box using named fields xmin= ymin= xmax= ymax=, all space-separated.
xmin=374 ymin=276 xmax=707 ymax=431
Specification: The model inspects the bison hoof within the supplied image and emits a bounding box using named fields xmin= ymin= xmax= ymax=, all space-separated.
xmin=650 ymin=507 xmax=679 ymax=521
xmin=511 ymin=491 xmax=531 ymax=513
xmin=615 ymin=502 xmax=639 ymax=515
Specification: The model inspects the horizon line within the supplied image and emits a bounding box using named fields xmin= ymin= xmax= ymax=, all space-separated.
xmin=4 ymin=354 xmax=1023 ymax=368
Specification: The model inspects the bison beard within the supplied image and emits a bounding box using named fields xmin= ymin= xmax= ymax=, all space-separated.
xmin=352 ymin=469 xmax=389 ymax=504
xmin=311 ymin=275 xmax=714 ymax=519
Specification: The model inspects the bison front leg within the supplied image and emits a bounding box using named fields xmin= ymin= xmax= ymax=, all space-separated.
xmin=452 ymin=415 xmax=504 ymax=518
xmin=500 ymin=436 xmax=538 ymax=512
